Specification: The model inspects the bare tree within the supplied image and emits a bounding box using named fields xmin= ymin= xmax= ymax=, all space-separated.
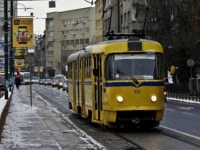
xmin=145 ymin=0 xmax=200 ymax=82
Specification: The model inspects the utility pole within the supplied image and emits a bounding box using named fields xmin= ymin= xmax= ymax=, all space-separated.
xmin=10 ymin=0 xmax=14 ymax=91
xmin=4 ymin=0 xmax=8 ymax=99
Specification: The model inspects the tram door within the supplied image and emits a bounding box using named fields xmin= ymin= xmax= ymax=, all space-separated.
xmin=77 ymin=59 xmax=81 ymax=111
xmin=72 ymin=61 xmax=77 ymax=112
xmin=93 ymin=55 xmax=103 ymax=122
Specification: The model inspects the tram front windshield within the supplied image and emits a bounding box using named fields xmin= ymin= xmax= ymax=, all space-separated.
xmin=105 ymin=53 xmax=164 ymax=80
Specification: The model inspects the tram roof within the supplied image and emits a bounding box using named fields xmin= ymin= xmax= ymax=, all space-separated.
xmin=67 ymin=38 xmax=162 ymax=62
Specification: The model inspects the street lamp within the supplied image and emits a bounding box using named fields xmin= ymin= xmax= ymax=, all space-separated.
xmin=13 ymin=3 xmax=34 ymax=17
xmin=7 ymin=2 xmax=33 ymax=94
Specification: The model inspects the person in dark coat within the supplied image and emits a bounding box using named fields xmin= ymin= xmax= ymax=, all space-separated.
xmin=15 ymin=72 xmax=21 ymax=89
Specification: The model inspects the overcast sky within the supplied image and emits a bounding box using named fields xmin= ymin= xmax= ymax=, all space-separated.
xmin=18 ymin=0 xmax=94 ymax=35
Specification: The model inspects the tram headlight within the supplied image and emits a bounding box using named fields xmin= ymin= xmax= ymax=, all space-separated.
xmin=151 ymin=95 xmax=157 ymax=102
xmin=116 ymin=96 xmax=123 ymax=102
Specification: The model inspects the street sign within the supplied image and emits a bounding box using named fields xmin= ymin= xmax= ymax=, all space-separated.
xmin=39 ymin=67 xmax=43 ymax=72
xmin=187 ymin=59 xmax=195 ymax=67
xmin=25 ymin=53 xmax=35 ymax=64
xmin=34 ymin=67 xmax=38 ymax=72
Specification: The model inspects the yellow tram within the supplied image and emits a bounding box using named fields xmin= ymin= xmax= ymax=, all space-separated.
xmin=67 ymin=37 xmax=169 ymax=128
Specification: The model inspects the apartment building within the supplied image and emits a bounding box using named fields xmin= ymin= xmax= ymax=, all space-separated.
xmin=95 ymin=0 xmax=103 ymax=43
xmin=45 ymin=7 xmax=95 ymax=77
xmin=101 ymin=0 xmax=146 ymax=40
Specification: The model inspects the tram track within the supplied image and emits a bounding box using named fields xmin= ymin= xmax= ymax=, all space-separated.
xmin=104 ymin=128 xmax=146 ymax=150
xmin=30 ymin=85 xmax=200 ymax=150
xmin=31 ymin=85 xmax=147 ymax=149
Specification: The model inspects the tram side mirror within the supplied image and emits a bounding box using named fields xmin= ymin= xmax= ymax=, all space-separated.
xmin=93 ymin=69 xmax=98 ymax=76
xmin=170 ymin=65 xmax=176 ymax=76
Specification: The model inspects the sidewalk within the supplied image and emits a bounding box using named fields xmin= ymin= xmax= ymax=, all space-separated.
xmin=0 ymin=85 xmax=105 ymax=150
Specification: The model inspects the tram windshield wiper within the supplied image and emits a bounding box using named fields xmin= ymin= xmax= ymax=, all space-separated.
xmin=116 ymin=69 xmax=139 ymax=84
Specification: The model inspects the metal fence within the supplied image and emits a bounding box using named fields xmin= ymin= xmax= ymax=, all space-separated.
xmin=165 ymin=83 xmax=200 ymax=102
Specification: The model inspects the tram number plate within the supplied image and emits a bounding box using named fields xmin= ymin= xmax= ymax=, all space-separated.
xmin=134 ymin=90 xmax=140 ymax=93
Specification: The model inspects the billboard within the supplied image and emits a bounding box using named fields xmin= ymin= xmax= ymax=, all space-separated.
xmin=12 ymin=18 xmax=33 ymax=48
xmin=15 ymin=59 xmax=25 ymax=67
xmin=15 ymin=48 xmax=28 ymax=59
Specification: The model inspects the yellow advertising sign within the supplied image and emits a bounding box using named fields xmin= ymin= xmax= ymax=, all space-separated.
xmin=15 ymin=59 xmax=25 ymax=67
xmin=34 ymin=67 xmax=38 ymax=72
xmin=40 ymin=67 xmax=43 ymax=72
xmin=12 ymin=18 xmax=33 ymax=48
xmin=15 ymin=48 xmax=28 ymax=59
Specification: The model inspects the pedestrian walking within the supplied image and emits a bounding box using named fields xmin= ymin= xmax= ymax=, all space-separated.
xmin=15 ymin=72 xmax=21 ymax=89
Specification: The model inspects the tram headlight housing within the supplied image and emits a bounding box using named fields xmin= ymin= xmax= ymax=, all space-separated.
xmin=151 ymin=95 xmax=157 ymax=102
xmin=117 ymin=96 xmax=123 ymax=102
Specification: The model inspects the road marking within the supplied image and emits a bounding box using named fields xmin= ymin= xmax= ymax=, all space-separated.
xmin=182 ymin=112 xmax=193 ymax=115
xmin=166 ymin=109 xmax=174 ymax=111
xmin=160 ymin=125 xmax=200 ymax=140
xmin=56 ymin=97 xmax=62 ymax=99
xmin=178 ymin=107 xmax=194 ymax=110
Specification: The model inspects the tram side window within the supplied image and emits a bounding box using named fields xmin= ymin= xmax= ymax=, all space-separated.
xmin=87 ymin=57 xmax=90 ymax=78
xmin=75 ymin=62 xmax=78 ymax=79
xmin=79 ymin=60 xmax=81 ymax=80
xmin=154 ymin=54 xmax=164 ymax=79
xmin=84 ymin=57 xmax=87 ymax=79
xmin=84 ymin=56 xmax=91 ymax=79
xmin=105 ymin=55 xmax=115 ymax=80
xmin=88 ymin=56 xmax=91 ymax=79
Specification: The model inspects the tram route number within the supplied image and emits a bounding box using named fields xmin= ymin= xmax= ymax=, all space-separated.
xmin=134 ymin=90 xmax=140 ymax=93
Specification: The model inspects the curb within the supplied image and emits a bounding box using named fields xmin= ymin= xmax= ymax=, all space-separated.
xmin=0 ymin=86 xmax=14 ymax=141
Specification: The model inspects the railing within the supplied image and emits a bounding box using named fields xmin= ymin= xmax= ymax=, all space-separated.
xmin=166 ymin=83 xmax=200 ymax=102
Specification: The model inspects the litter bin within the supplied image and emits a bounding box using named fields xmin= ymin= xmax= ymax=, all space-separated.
xmin=189 ymin=78 xmax=196 ymax=96
xmin=196 ymin=78 xmax=200 ymax=94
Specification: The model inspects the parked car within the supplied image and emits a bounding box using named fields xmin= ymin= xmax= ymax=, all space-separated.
xmin=57 ymin=78 xmax=67 ymax=89
xmin=39 ymin=79 xmax=46 ymax=85
xmin=62 ymin=79 xmax=68 ymax=92
xmin=44 ymin=79 xmax=52 ymax=86
xmin=31 ymin=76 xmax=39 ymax=84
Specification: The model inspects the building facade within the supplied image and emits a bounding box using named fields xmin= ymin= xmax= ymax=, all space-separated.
xmin=45 ymin=7 xmax=95 ymax=77
xmin=102 ymin=0 xmax=146 ymax=39
xmin=95 ymin=0 xmax=103 ymax=43
xmin=34 ymin=34 xmax=45 ymax=78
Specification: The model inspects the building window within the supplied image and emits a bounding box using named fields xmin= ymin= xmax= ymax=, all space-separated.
xmin=61 ymin=31 xmax=65 ymax=35
xmin=75 ymin=39 xmax=79 ymax=45
xmin=70 ymin=40 xmax=74 ymax=45
xmin=48 ymin=41 xmax=54 ymax=46
xmin=61 ymin=40 xmax=65 ymax=46
xmin=80 ymin=39 xmax=84 ymax=44
xmin=128 ymin=11 xmax=130 ymax=23
xmin=47 ymin=51 xmax=53 ymax=56
xmin=48 ymin=31 xmax=53 ymax=36
xmin=85 ymin=38 xmax=89 ymax=44
xmin=61 ymin=20 xmax=65 ymax=25
xmin=47 ymin=19 xmax=53 ymax=26
xmin=47 ymin=61 xmax=53 ymax=66
xmin=66 ymin=40 xmax=70 ymax=45
xmin=84 ymin=28 xmax=89 ymax=33
xmin=124 ymin=13 xmax=127 ymax=24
